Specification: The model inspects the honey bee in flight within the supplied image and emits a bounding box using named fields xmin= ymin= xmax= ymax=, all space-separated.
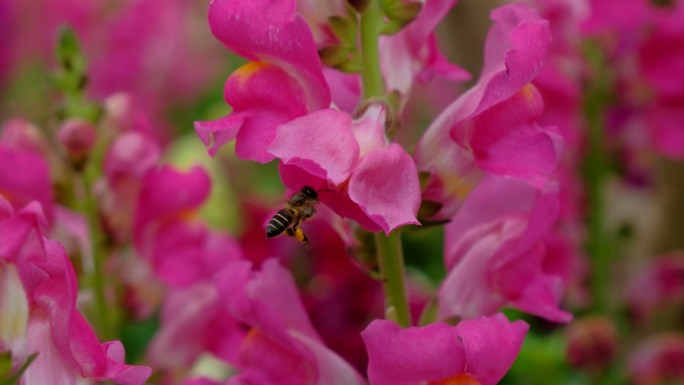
xmin=266 ymin=186 xmax=319 ymax=245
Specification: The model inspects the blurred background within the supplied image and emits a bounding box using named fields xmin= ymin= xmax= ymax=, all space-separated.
xmin=1 ymin=0 xmax=683 ymax=384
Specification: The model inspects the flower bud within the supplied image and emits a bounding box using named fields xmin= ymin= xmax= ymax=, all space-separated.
xmin=565 ymin=316 xmax=618 ymax=374
xmin=57 ymin=119 xmax=97 ymax=170
xmin=629 ymin=333 xmax=684 ymax=385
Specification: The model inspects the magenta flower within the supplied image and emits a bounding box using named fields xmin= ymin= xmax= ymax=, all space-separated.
xmin=133 ymin=165 xmax=244 ymax=287
xmin=195 ymin=0 xmax=330 ymax=162
xmin=362 ymin=314 xmax=528 ymax=385
xmin=414 ymin=2 xmax=561 ymax=219
xmin=267 ymin=105 xmax=421 ymax=233
xmin=438 ymin=175 xmax=572 ymax=323
xmin=0 ymin=144 xmax=54 ymax=224
xmin=0 ymin=200 xmax=150 ymax=385
xmin=215 ymin=259 xmax=365 ymax=385
xmin=100 ymin=132 xmax=161 ymax=243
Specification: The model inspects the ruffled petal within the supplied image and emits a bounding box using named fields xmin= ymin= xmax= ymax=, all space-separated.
xmin=362 ymin=320 xmax=467 ymax=385
xmin=454 ymin=83 xmax=562 ymax=180
xmin=348 ymin=144 xmax=421 ymax=234
xmin=194 ymin=114 xmax=244 ymax=157
xmin=268 ymin=109 xmax=359 ymax=186
xmin=454 ymin=314 xmax=528 ymax=385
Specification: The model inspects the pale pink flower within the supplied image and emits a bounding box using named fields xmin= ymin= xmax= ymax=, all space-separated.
xmin=215 ymin=259 xmax=366 ymax=385
xmin=0 ymin=200 xmax=150 ymax=385
xmin=438 ymin=175 xmax=572 ymax=323
xmin=414 ymin=2 xmax=561 ymax=219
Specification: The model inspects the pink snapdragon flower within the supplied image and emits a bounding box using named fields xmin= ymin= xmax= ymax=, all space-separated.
xmin=195 ymin=0 xmax=331 ymax=162
xmin=215 ymin=259 xmax=366 ymax=385
xmin=414 ymin=2 xmax=561 ymax=219
xmin=438 ymin=175 xmax=572 ymax=323
xmin=0 ymin=199 xmax=150 ymax=385
xmin=268 ymin=104 xmax=421 ymax=233
xmin=379 ymin=0 xmax=470 ymax=104
xmin=362 ymin=314 xmax=528 ymax=385
xmin=133 ymin=165 xmax=244 ymax=287
xmin=99 ymin=131 xmax=161 ymax=243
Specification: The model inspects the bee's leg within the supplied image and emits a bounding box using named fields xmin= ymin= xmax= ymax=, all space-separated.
xmin=293 ymin=227 xmax=309 ymax=246
xmin=285 ymin=227 xmax=296 ymax=237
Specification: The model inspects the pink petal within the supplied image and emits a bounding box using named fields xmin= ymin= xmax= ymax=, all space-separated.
xmin=362 ymin=320 xmax=467 ymax=385
xmin=216 ymin=259 xmax=321 ymax=342
xmin=194 ymin=114 xmax=244 ymax=157
xmin=647 ymin=104 xmax=684 ymax=159
xmin=455 ymin=84 xmax=562 ymax=180
xmin=348 ymin=144 xmax=421 ymax=234
xmin=350 ymin=104 xmax=388 ymax=157
xmin=268 ymin=109 xmax=359 ymax=186
xmin=133 ymin=165 xmax=211 ymax=247
xmin=0 ymin=145 xmax=54 ymax=223
xmin=208 ymin=0 xmax=330 ymax=110
xmin=362 ymin=315 xmax=527 ymax=385
xmin=453 ymin=314 xmax=528 ymax=385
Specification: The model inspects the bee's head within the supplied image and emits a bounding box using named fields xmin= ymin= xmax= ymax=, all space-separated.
xmin=301 ymin=186 xmax=318 ymax=200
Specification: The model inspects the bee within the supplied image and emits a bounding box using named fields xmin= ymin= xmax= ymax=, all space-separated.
xmin=266 ymin=186 xmax=319 ymax=245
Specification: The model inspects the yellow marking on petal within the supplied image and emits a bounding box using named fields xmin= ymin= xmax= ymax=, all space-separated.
xmin=232 ymin=61 xmax=270 ymax=85
xmin=520 ymin=83 xmax=537 ymax=102
xmin=177 ymin=209 xmax=198 ymax=222
xmin=442 ymin=173 xmax=474 ymax=202
xmin=428 ymin=373 xmax=482 ymax=385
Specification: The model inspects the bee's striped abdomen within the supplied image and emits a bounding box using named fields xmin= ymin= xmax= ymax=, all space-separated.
xmin=266 ymin=208 xmax=295 ymax=238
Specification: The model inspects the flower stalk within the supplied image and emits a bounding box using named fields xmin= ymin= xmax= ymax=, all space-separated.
xmin=360 ymin=0 xmax=386 ymax=99
xmin=582 ymin=41 xmax=612 ymax=314
xmin=374 ymin=231 xmax=412 ymax=327
xmin=361 ymin=0 xmax=411 ymax=327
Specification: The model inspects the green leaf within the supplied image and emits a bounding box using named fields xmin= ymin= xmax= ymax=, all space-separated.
xmin=0 ymin=353 xmax=38 ymax=385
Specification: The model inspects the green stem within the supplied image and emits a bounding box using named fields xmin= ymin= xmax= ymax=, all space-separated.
xmin=582 ymin=42 xmax=611 ymax=314
xmin=361 ymin=1 xmax=410 ymax=327
xmin=375 ymin=232 xmax=412 ymax=327
xmin=81 ymin=171 xmax=114 ymax=340
xmin=360 ymin=0 xmax=386 ymax=99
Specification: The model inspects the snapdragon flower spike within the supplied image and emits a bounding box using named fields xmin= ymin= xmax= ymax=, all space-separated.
xmin=0 ymin=200 xmax=151 ymax=385
xmin=414 ymin=2 xmax=561 ymax=219
xmin=267 ymin=104 xmax=421 ymax=234
xmin=215 ymin=259 xmax=366 ymax=385
xmin=195 ymin=0 xmax=331 ymax=162
xmin=380 ymin=0 xmax=470 ymax=102
xmin=438 ymin=175 xmax=572 ymax=323
xmin=362 ymin=314 xmax=528 ymax=385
